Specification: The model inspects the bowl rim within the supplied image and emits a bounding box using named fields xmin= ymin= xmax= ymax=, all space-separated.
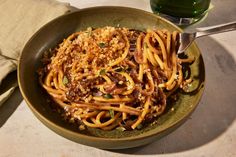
xmin=18 ymin=6 xmax=205 ymax=143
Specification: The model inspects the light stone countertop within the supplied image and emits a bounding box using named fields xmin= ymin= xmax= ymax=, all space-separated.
xmin=0 ymin=0 xmax=236 ymax=157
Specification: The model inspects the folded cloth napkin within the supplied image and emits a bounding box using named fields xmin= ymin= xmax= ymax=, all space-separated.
xmin=0 ymin=0 xmax=73 ymax=106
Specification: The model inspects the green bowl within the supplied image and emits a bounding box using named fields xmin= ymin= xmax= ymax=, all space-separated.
xmin=18 ymin=6 xmax=205 ymax=149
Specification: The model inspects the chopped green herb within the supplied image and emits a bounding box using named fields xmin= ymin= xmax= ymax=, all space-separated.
xmin=103 ymin=94 xmax=113 ymax=99
xmin=98 ymin=42 xmax=106 ymax=48
xmin=137 ymin=123 xmax=143 ymax=130
xmin=114 ymin=67 xmax=124 ymax=72
xmin=116 ymin=126 xmax=126 ymax=131
xmin=62 ymin=76 xmax=69 ymax=85
xmin=99 ymin=69 xmax=106 ymax=75
xmin=109 ymin=109 xmax=114 ymax=118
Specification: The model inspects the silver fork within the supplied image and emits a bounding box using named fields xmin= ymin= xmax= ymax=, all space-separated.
xmin=178 ymin=22 xmax=236 ymax=54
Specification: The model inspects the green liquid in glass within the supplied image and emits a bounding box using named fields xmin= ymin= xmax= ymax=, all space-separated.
xmin=150 ymin=0 xmax=210 ymax=18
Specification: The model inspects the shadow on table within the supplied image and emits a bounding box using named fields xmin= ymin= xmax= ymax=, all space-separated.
xmin=0 ymin=71 xmax=23 ymax=127
xmin=110 ymin=36 xmax=236 ymax=155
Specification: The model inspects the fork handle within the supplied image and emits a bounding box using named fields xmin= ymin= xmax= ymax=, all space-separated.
xmin=195 ymin=22 xmax=236 ymax=38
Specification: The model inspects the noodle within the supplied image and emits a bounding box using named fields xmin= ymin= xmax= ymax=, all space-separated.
xmin=39 ymin=26 xmax=194 ymax=131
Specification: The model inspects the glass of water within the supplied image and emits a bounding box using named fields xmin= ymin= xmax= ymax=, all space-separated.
xmin=150 ymin=0 xmax=211 ymax=25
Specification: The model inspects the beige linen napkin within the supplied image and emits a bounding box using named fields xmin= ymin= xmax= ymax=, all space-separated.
xmin=0 ymin=0 xmax=73 ymax=106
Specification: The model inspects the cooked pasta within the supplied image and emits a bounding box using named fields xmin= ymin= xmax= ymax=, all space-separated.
xmin=38 ymin=26 xmax=194 ymax=131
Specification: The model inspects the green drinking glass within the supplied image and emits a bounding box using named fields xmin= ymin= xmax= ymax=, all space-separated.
xmin=150 ymin=0 xmax=211 ymax=25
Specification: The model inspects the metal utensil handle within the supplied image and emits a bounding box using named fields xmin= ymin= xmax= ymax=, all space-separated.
xmin=196 ymin=22 xmax=236 ymax=38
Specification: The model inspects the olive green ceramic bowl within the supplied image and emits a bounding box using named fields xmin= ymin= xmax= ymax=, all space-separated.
xmin=18 ymin=7 xmax=205 ymax=149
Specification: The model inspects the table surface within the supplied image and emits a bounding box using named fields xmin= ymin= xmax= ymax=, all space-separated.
xmin=1 ymin=0 xmax=236 ymax=157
